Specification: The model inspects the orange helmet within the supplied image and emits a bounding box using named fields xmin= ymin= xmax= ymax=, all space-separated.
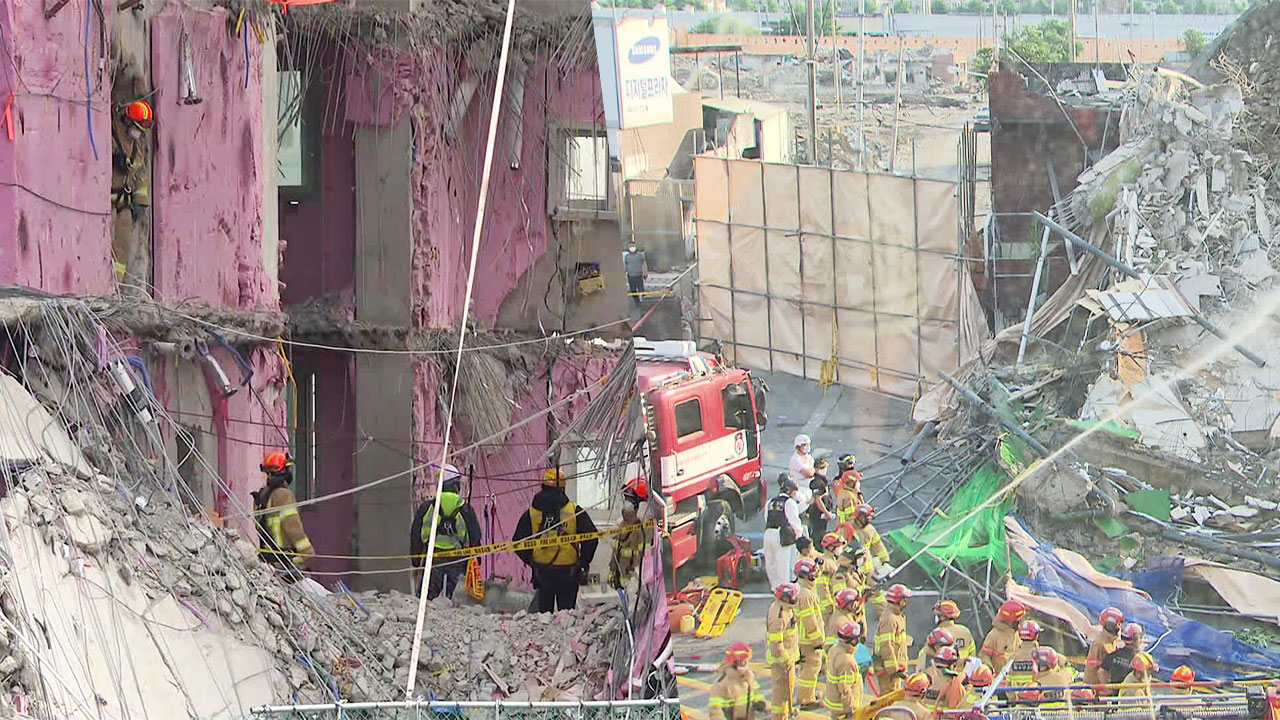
xmin=904 ymin=673 xmax=931 ymax=696
xmin=837 ymin=621 xmax=862 ymax=643
xmin=1018 ymin=620 xmax=1043 ymax=641
xmin=725 ymin=642 xmax=752 ymax=665
xmin=1032 ymin=646 xmax=1059 ymax=671
xmin=542 ymin=469 xmax=567 ymax=487
xmin=260 ymin=451 xmax=292 ymax=474
xmin=969 ymin=663 xmax=995 ymax=688
xmin=854 ymin=504 xmax=874 ymax=522
xmin=885 ymin=584 xmax=912 ymax=604
xmin=794 ymin=558 xmax=818 ymax=580
xmin=124 ymin=99 xmax=154 ymax=128
xmin=1130 ymin=652 xmax=1157 ymax=673
xmin=821 ymin=532 xmax=846 ymax=551
xmin=774 ymin=583 xmax=800 ymax=603
xmin=1071 ymin=687 xmax=1097 ymax=702
xmin=997 ymin=599 xmax=1027 ymax=624
xmin=926 ymin=628 xmax=955 ymax=648
xmin=934 ymin=600 xmax=961 ymax=620
xmin=1120 ymin=622 xmax=1144 ymax=643
xmin=1171 ymin=665 xmax=1195 ymax=683
xmin=834 ymin=588 xmax=861 ymax=610
xmin=1099 ymin=607 xmax=1125 ymax=633
xmin=935 ymin=646 xmax=959 ymax=667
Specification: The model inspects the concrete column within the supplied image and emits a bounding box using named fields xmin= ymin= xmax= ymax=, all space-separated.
xmin=353 ymin=118 xmax=415 ymax=590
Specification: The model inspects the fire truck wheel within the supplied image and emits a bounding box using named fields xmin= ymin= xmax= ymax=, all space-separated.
xmin=697 ymin=499 xmax=735 ymax=568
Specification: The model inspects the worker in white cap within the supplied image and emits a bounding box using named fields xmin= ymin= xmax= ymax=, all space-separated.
xmin=789 ymin=434 xmax=816 ymax=517
xmin=410 ymin=463 xmax=481 ymax=599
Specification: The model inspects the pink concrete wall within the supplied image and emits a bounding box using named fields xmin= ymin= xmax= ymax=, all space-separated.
xmin=342 ymin=53 xmax=606 ymax=329
xmin=0 ymin=0 xmax=114 ymax=293
xmin=151 ymin=7 xmax=275 ymax=310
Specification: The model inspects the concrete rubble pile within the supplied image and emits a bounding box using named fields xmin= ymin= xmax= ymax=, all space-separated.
xmin=1067 ymin=67 xmax=1280 ymax=473
xmin=330 ymin=591 xmax=623 ymax=701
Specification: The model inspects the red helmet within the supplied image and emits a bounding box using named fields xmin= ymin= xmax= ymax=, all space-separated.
xmin=926 ymin=628 xmax=955 ymax=648
xmin=725 ymin=642 xmax=752 ymax=665
xmin=1171 ymin=665 xmax=1195 ymax=683
xmin=1268 ymin=687 xmax=1280 ymax=708
xmin=854 ymin=504 xmax=874 ymax=522
xmin=837 ymin=621 xmax=862 ymax=643
xmin=969 ymin=664 xmax=994 ymax=688
xmin=933 ymin=600 xmax=961 ymax=620
xmin=261 ymin=451 xmax=292 ymax=474
xmin=1119 ymin=622 xmax=1144 ymax=643
xmin=997 ymin=599 xmax=1026 ymax=624
xmin=774 ymin=583 xmax=800 ymax=603
xmin=1099 ymin=607 xmax=1125 ymax=633
xmin=885 ymin=583 xmax=912 ymax=604
xmin=124 ymin=99 xmax=154 ymax=128
xmin=624 ymin=477 xmax=648 ymax=502
xmin=1018 ymin=620 xmax=1043 ymax=641
xmin=904 ymin=673 xmax=931 ymax=696
xmin=834 ymin=588 xmax=861 ymax=610
xmin=1032 ymin=646 xmax=1059 ymax=671
xmin=935 ymin=646 xmax=960 ymax=667
xmin=1130 ymin=652 xmax=1156 ymax=673
xmin=821 ymin=532 xmax=846 ymax=551
xmin=794 ymin=558 xmax=818 ymax=580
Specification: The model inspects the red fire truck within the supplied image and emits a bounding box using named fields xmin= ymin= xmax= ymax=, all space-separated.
xmin=635 ymin=338 xmax=768 ymax=571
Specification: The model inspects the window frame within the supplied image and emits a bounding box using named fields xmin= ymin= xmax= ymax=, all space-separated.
xmin=276 ymin=61 xmax=322 ymax=203
xmin=673 ymin=397 xmax=704 ymax=440
xmin=549 ymin=122 xmax=616 ymax=220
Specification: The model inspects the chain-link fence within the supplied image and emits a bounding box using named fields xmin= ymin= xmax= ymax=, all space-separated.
xmin=242 ymin=699 xmax=682 ymax=720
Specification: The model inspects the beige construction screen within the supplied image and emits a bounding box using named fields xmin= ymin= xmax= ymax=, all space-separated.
xmin=695 ymin=156 xmax=981 ymax=398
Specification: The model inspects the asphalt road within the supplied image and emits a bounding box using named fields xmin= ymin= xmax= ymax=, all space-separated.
xmin=672 ymin=372 xmax=976 ymax=718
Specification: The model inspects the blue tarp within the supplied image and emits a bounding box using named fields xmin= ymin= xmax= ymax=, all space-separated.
xmin=1012 ymin=519 xmax=1280 ymax=680
xmin=1113 ymin=556 xmax=1184 ymax=604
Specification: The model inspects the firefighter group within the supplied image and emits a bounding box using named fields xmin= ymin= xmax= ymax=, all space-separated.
xmin=708 ymin=441 xmax=1205 ymax=720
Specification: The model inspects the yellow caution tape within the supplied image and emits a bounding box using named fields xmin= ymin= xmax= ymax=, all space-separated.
xmin=259 ymin=520 xmax=655 ymax=562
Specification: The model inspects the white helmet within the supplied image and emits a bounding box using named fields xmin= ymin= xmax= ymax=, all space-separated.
xmin=434 ymin=463 xmax=461 ymax=484
xmin=794 ymin=434 xmax=811 ymax=448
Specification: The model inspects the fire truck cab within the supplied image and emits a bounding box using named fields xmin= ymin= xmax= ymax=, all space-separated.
xmin=635 ymin=338 xmax=767 ymax=571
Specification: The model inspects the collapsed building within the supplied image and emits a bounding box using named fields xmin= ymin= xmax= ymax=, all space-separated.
xmin=0 ymin=0 xmax=673 ymax=717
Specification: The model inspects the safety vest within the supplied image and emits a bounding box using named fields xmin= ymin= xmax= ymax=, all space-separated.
xmin=765 ymin=494 xmax=790 ymax=530
xmin=420 ymin=491 xmax=469 ymax=550
xmin=528 ymin=502 xmax=579 ymax=566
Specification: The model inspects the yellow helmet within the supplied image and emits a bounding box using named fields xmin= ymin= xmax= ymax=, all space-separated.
xmin=542 ymin=469 xmax=566 ymax=487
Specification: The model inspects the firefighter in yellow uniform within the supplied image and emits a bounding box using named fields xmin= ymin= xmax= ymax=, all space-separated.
xmin=961 ymin=664 xmax=995 ymax=710
xmin=925 ymin=646 xmax=966 ymax=713
xmin=820 ymin=533 xmax=847 ymax=618
xmin=825 ymin=621 xmax=864 ymax=720
xmin=979 ymin=599 xmax=1025 ymax=673
xmin=852 ymin=504 xmax=890 ymax=570
xmin=1007 ymin=620 xmax=1042 ymax=688
xmin=799 ymin=538 xmax=834 ymax=620
xmin=1085 ymin=607 xmax=1124 ymax=692
xmin=1119 ymin=652 xmax=1157 ymax=699
xmin=768 ymin=583 xmax=802 ymax=720
xmin=710 ymin=643 xmax=764 ymax=720
xmin=254 ymin=452 xmax=315 ymax=582
xmin=795 ymin=558 xmax=827 ymax=708
xmin=826 ymin=589 xmax=862 ymax=651
xmin=915 ymin=628 xmax=955 ymax=674
xmin=932 ymin=601 xmax=975 ymax=660
xmin=513 ymin=469 xmax=599 ymax=612
xmin=1026 ymin=647 xmax=1074 ymax=706
xmin=876 ymin=673 xmax=933 ymax=720
xmin=609 ymin=479 xmax=649 ymax=588
xmin=874 ymin=584 xmax=913 ymax=695
xmin=835 ymin=454 xmax=863 ymax=524
xmin=1170 ymin=665 xmax=1196 ymax=696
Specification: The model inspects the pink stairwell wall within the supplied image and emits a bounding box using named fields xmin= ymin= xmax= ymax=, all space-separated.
xmin=343 ymin=49 xmax=620 ymax=584
xmin=0 ymin=3 xmax=285 ymax=538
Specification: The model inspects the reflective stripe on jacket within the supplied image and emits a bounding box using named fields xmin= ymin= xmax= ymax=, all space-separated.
xmin=419 ymin=491 xmax=468 ymax=550
xmin=528 ymin=502 xmax=578 ymax=566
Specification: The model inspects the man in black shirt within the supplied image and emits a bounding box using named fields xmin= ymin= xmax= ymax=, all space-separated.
xmin=807 ymin=458 xmax=835 ymax=540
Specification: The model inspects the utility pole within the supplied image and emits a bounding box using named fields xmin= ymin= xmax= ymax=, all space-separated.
xmin=1093 ymin=0 xmax=1100 ymax=62
xmin=806 ymin=0 xmax=818 ymax=164
xmin=993 ymin=0 xmax=1001 ymax=57
xmin=1069 ymin=0 xmax=1077 ymax=60
xmin=856 ymin=11 xmax=866 ymax=169
xmin=833 ymin=0 xmax=842 ymax=114
xmin=890 ymin=35 xmax=905 ymax=173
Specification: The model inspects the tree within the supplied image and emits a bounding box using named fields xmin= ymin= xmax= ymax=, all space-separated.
xmin=692 ymin=14 xmax=762 ymax=33
xmin=964 ymin=0 xmax=992 ymax=12
xmin=1003 ymin=18 xmax=1078 ymax=61
xmin=1182 ymin=28 xmax=1207 ymax=55
xmin=1156 ymin=0 xmax=1179 ymax=11
xmin=893 ymin=0 xmax=913 ymax=12
xmin=931 ymin=0 xmax=950 ymax=12
xmin=971 ymin=45 xmax=996 ymax=78
xmin=865 ymin=0 xmax=880 ymax=13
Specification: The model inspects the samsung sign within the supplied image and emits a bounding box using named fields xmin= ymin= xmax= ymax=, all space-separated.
xmin=614 ymin=18 xmax=673 ymax=129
